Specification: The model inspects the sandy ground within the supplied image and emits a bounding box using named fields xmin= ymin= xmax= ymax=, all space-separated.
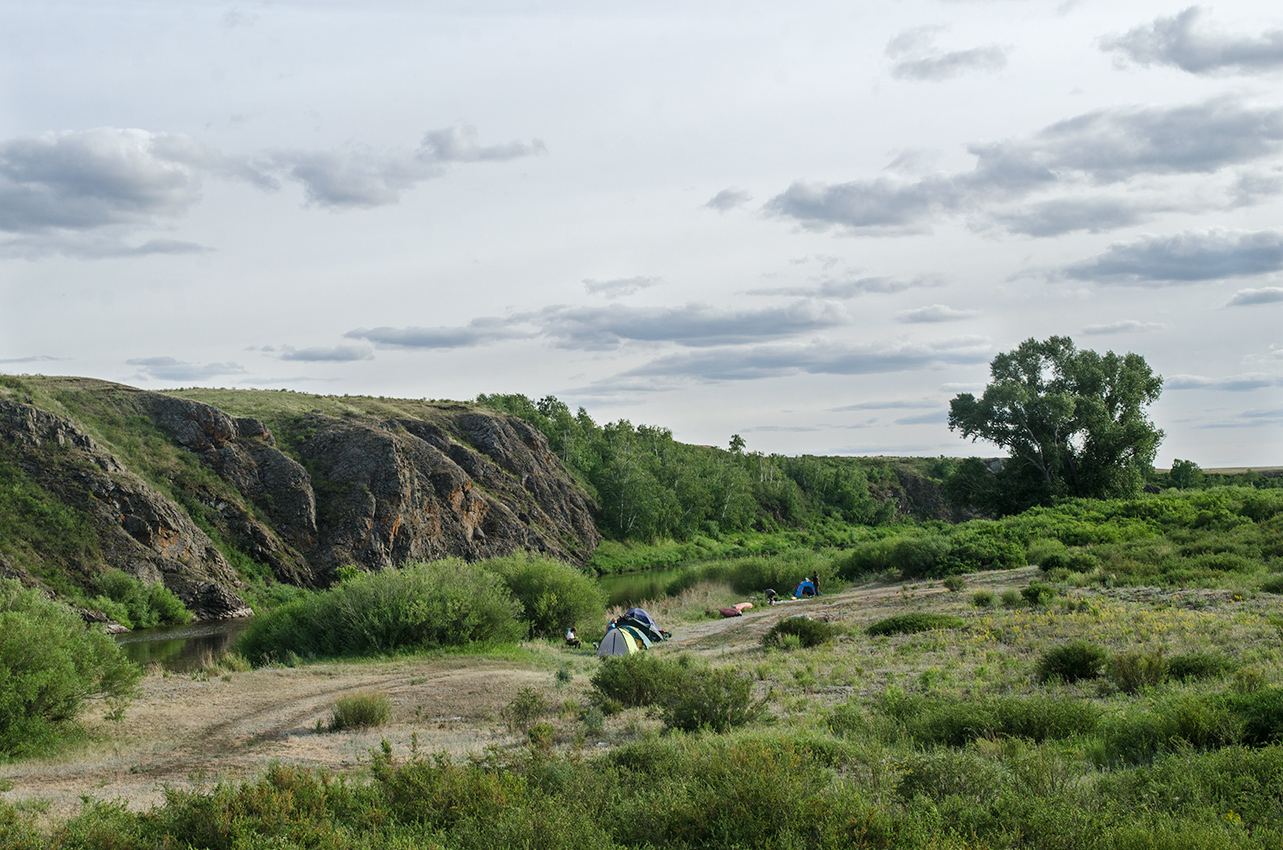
xmin=0 ymin=568 xmax=1037 ymax=818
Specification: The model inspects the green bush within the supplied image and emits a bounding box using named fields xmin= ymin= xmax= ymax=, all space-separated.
xmin=484 ymin=554 xmax=604 ymax=639
xmin=589 ymin=652 xmax=689 ymax=708
xmin=502 ymin=686 xmax=548 ymax=733
xmin=328 ymin=691 xmax=392 ymax=731
xmin=661 ymin=666 xmax=767 ymax=733
xmin=942 ymin=575 xmax=967 ymax=592
xmin=1020 ymin=581 xmax=1057 ymax=607
xmin=1109 ymin=649 xmax=1168 ymax=694
xmin=867 ymin=613 xmax=965 ymax=637
xmin=761 ymin=616 xmax=841 ymax=649
xmin=236 ymin=559 xmax=523 ymax=663
xmin=0 ymin=580 xmax=141 ymax=758
xmin=880 ymin=693 xmax=1100 ymax=746
xmin=1167 ymin=652 xmax=1234 ymax=681
xmin=1000 ymin=588 xmax=1023 ymax=608
xmin=1260 ymin=574 xmax=1283 ymax=594
xmin=971 ymin=590 xmax=994 ymax=608
xmin=89 ymin=569 xmax=191 ymax=630
xmin=1037 ymin=641 xmax=1108 ymax=683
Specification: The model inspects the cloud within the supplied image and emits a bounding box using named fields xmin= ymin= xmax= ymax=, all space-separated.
xmin=0 ymin=125 xmax=540 ymax=252
xmin=894 ymin=304 xmax=978 ymax=323
xmin=0 ymin=355 xmax=63 ymax=364
xmin=748 ymin=274 xmax=943 ymax=298
xmin=829 ymin=398 xmax=939 ymax=412
xmin=621 ymin=336 xmax=991 ymax=382
xmin=885 ymin=27 xmax=1008 ymax=82
xmin=1103 ymin=6 xmax=1283 ymax=75
xmin=126 ymin=356 xmax=247 ymax=382
xmin=1227 ymin=287 xmax=1283 ymax=306
xmin=704 ymin=188 xmax=752 ymax=211
xmin=1166 ymin=372 xmax=1283 ymax=391
xmin=346 ymin=317 xmax=534 ymax=350
xmin=583 ymin=276 xmax=659 ymax=298
xmin=1082 ymin=319 xmax=1169 ymax=334
xmin=765 ymin=98 xmax=1283 ymax=234
xmin=1063 ymin=228 xmax=1283 ymax=284
xmin=991 ymin=198 xmax=1152 ymax=236
xmin=270 ymin=126 xmax=542 ymax=209
xmin=348 ymin=301 xmax=848 ymax=352
xmin=894 ymin=410 xmax=948 ymax=426
xmin=277 ymin=344 xmax=374 ymax=362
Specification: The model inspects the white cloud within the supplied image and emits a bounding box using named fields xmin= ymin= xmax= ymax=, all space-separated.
xmin=894 ymin=304 xmax=978 ymax=323
xmin=703 ymin=188 xmax=752 ymax=211
xmin=583 ymin=276 xmax=660 ymax=298
xmin=1226 ymin=287 xmax=1283 ymax=306
xmin=1103 ymin=7 xmax=1283 ymax=75
xmin=1082 ymin=319 xmax=1168 ymax=334
xmin=126 ymin=357 xmax=247 ymax=383
xmin=885 ymin=27 xmax=1009 ymax=82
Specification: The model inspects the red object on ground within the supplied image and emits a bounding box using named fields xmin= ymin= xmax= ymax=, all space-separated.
xmin=717 ymin=607 xmax=743 ymax=618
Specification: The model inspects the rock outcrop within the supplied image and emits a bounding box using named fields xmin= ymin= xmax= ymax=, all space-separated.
xmin=0 ymin=378 xmax=601 ymax=619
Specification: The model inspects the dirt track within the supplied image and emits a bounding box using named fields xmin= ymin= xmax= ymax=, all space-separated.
xmin=0 ymin=569 xmax=1034 ymax=817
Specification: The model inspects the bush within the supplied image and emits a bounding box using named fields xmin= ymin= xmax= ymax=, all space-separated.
xmin=1037 ymin=641 xmax=1108 ymax=683
xmin=1000 ymin=588 xmax=1023 ymax=608
xmin=484 ymin=554 xmax=604 ymax=639
xmin=881 ymin=693 xmax=1100 ymax=746
xmin=503 ymin=687 xmax=548 ymax=733
xmin=0 ymin=580 xmax=141 ymax=757
xmin=1109 ymin=649 xmax=1168 ymax=694
xmin=89 ymin=569 xmax=192 ymax=630
xmin=589 ymin=652 xmax=688 ymax=708
xmin=1167 ymin=652 xmax=1234 ymax=682
xmin=328 ymin=691 xmax=392 ymax=731
xmin=762 ymin=616 xmax=841 ymax=649
xmin=236 ymin=559 xmax=524 ymax=663
xmin=942 ymin=575 xmax=967 ymax=592
xmin=1260 ymin=574 xmax=1283 ymax=594
xmin=661 ymin=666 xmax=767 ymax=733
xmin=971 ymin=590 xmax=994 ymax=608
xmin=867 ymin=613 xmax=965 ymax=637
xmin=1020 ymin=581 xmax=1058 ymax=607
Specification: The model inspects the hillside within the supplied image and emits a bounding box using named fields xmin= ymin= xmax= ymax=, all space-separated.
xmin=0 ymin=376 xmax=599 ymax=619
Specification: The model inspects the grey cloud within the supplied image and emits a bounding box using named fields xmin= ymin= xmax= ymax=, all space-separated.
xmin=830 ymin=398 xmax=938 ymax=412
xmin=278 ymin=344 xmax=374 ymax=362
xmin=885 ymin=27 xmax=1008 ymax=82
xmin=767 ymin=99 xmax=1283 ymax=234
xmin=1103 ymin=6 xmax=1283 ymax=75
xmin=1227 ymin=287 xmax=1283 ymax=306
xmin=704 ymin=188 xmax=752 ymax=211
xmin=537 ymin=301 xmax=849 ymax=350
xmin=274 ymin=126 xmax=542 ymax=208
xmin=126 ymin=356 xmax=247 ymax=382
xmin=1231 ymin=169 xmax=1283 ymax=206
xmin=0 ymin=234 xmax=211 ymax=260
xmin=622 ymin=336 xmax=991 ymax=382
xmin=583 ymin=276 xmax=659 ymax=298
xmin=1064 ymin=228 xmax=1283 ymax=284
xmin=346 ymin=317 xmax=534 ymax=350
xmin=895 ymin=410 xmax=949 ymax=425
xmin=0 ymin=355 xmax=63 ymax=364
xmin=348 ymin=301 xmax=848 ymax=352
xmin=748 ymin=275 xmax=943 ymax=298
xmin=992 ymin=198 xmax=1151 ymax=236
xmin=1082 ymin=320 xmax=1168 ymax=334
xmin=1166 ymin=372 xmax=1283 ymax=391
xmin=895 ymin=304 xmax=977 ymax=323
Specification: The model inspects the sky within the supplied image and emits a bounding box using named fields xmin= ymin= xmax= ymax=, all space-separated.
xmin=2 ymin=1 xmax=1281 ymax=468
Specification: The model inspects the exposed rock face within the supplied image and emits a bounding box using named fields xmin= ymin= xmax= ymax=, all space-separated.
xmin=0 ymin=398 xmax=252 ymax=619
xmin=0 ymin=380 xmax=600 ymax=618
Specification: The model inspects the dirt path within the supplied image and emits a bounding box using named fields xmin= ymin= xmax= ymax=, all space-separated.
xmin=1 ymin=568 xmax=1037 ymax=816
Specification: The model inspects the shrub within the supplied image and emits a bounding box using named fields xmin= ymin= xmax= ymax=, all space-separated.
xmin=866 ymin=613 xmax=965 ymax=637
xmin=236 ymin=559 xmax=523 ymax=663
xmin=484 ymin=554 xmax=604 ymax=639
xmin=942 ymin=575 xmax=967 ymax=592
xmin=89 ymin=569 xmax=192 ymax=630
xmin=762 ymin=616 xmax=841 ymax=649
xmin=881 ymin=693 xmax=1100 ymax=746
xmin=503 ymin=687 xmax=548 ymax=733
xmin=0 ymin=580 xmax=141 ymax=757
xmin=589 ymin=653 xmax=688 ymax=708
xmin=1260 ymin=574 xmax=1283 ymax=594
xmin=328 ymin=691 xmax=391 ymax=731
xmin=971 ymin=590 xmax=994 ymax=608
xmin=1037 ymin=641 xmax=1108 ymax=683
xmin=1000 ymin=589 xmax=1023 ymax=608
xmin=1167 ymin=652 xmax=1234 ymax=682
xmin=1109 ymin=649 xmax=1168 ymax=694
xmin=661 ymin=666 xmax=767 ymax=733
xmin=1020 ymin=581 xmax=1058 ymax=607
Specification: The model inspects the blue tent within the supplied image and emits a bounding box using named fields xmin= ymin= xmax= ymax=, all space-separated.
xmin=793 ymin=579 xmax=818 ymax=598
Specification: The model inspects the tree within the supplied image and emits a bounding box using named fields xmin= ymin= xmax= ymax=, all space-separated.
xmin=948 ymin=336 xmax=1163 ymax=507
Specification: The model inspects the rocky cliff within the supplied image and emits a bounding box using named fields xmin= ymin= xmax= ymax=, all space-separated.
xmin=0 ymin=377 xmax=600 ymax=620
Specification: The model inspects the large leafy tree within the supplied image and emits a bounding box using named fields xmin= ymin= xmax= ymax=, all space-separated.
xmin=948 ymin=336 xmax=1163 ymax=506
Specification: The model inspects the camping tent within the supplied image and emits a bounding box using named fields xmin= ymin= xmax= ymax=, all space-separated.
xmin=793 ymin=579 xmax=818 ymax=598
xmin=617 ymin=608 xmax=666 ymax=643
xmin=616 ymin=623 xmax=653 ymax=648
xmin=596 ymin=627 xmax=641 ymax=657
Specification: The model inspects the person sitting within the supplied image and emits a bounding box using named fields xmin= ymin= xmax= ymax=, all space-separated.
xmin=565 ymin=627 xmax=581 ymax=648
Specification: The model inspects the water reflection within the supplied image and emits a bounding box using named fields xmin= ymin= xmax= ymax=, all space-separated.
xmin=115 ymin=618 xmax=251 ymax=672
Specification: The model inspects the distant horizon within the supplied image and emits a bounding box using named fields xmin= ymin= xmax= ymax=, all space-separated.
xmin=2 ymin=2 xmax=1280 ymax=468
